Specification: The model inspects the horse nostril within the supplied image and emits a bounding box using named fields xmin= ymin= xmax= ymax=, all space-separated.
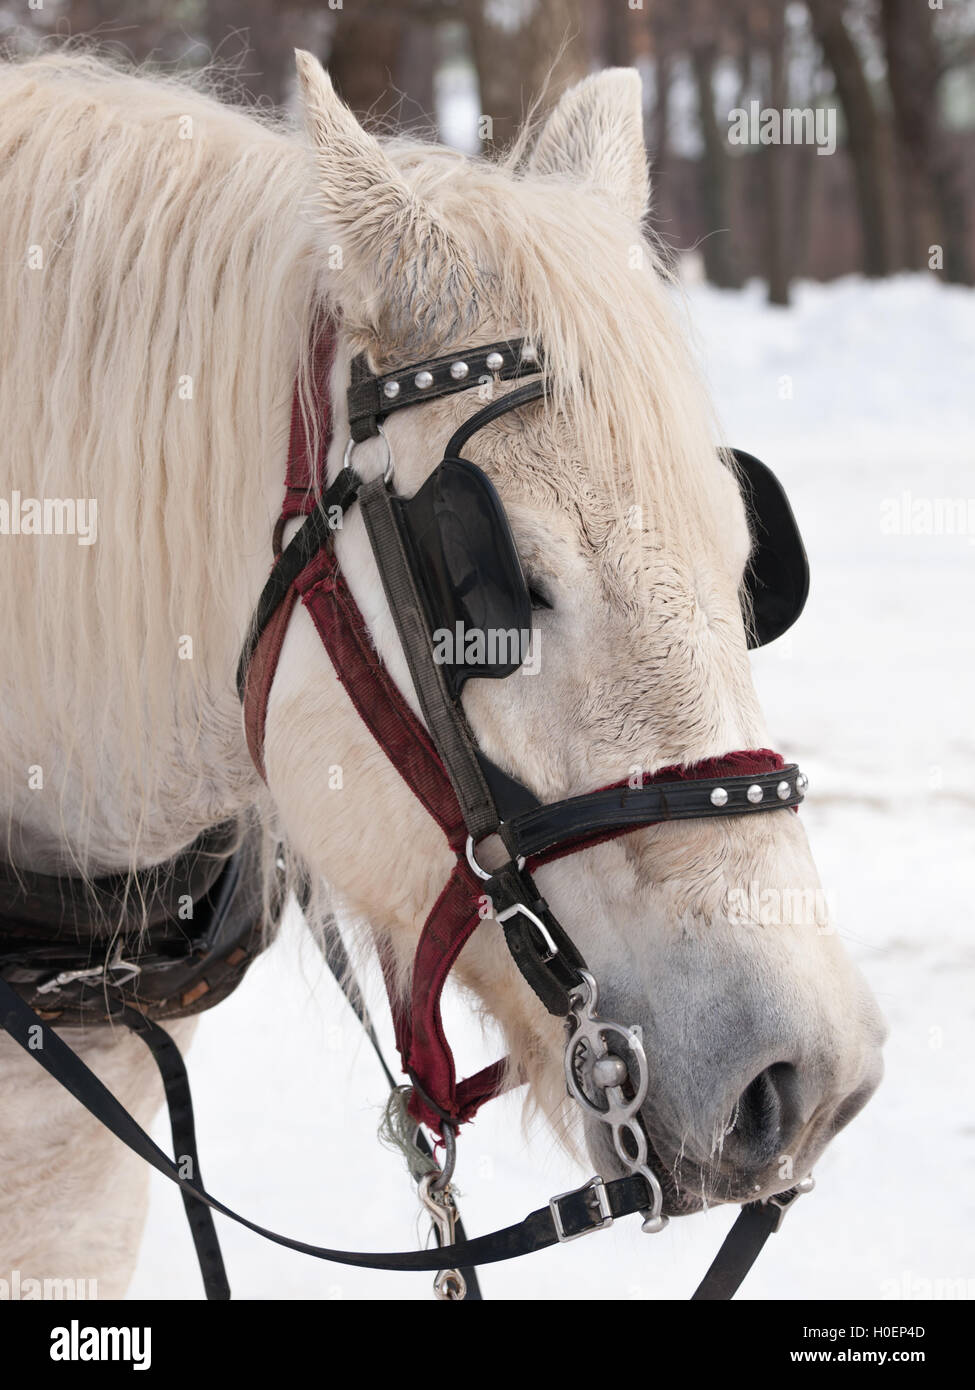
xmin=728 ymin=1062 xmax=800 ymax=1165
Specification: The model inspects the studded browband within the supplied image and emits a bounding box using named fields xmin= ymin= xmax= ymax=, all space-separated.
xmin=346 ymin=338 xmax=544 ymax=442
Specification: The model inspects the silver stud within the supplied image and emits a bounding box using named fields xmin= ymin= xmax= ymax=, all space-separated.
xmin=382 ymin=380 xmax=400 ymax=400
xmin=746 ymin=784 xmax=764 ymax=804
xmin=796 ymin=772 xmax=809 ymax=794
xmin=776 ymin=780 xmax=791 ymax=800
xmin=414 ymin=370 xmax=434 ymax=389
xmin=520 ymin=344 xmax=538 ymax=363
xmin=485 ymin=351 xmax=504 ymax=371
xmin=710 ymin=787 xmax=728 ymax=807
xmin=449 ymin=360 xmax=469 ymax=380
xmin=592 ymin=1055 xmax=628 ymax=1089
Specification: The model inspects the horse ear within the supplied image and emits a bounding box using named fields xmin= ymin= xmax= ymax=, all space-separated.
xmin=526 ymin=69 xmax=649 ymax=225
xmin=293 ymin=50 xmax=476 ymax=345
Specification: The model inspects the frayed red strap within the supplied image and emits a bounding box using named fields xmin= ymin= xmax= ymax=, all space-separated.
xmin=282 ymin=331 xmax=336 ymax=520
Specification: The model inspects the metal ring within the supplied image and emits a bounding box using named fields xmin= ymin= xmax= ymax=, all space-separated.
xmin=430 ymin=1122 xmax=456 ymax=1193
xmin=343 ymin=422 xmax=393 ymax=484
xmin=464 ymin=833 xmax=525 ymax=881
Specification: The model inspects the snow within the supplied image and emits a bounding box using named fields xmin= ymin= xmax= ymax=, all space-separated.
xmin=128 ymin=273 xmax=975 ymax=1301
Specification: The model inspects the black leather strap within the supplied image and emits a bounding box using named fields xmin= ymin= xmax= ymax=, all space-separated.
xmin=0 ymin=975 xmax=652 ymax=1274
xmin=504 ymin=766 xmax=805 ymax=860
xmin=236 ymin=468 xmax=362 ymax=698
xmin=120 ymin=1007 xmax=230 ymax=1300
xmin=347 ymin=339 xmax=542 ymax=443
xmin=691 ymin=1200 xmax=782 ymax=1300
xmin=0 ymin=976 xmax=795 ymax=1297
xmin=443 ymin=379 xmax=547 ymax=459
xmin=484 ymin=861 xmax=586 ymax=1016
xmin=358 ymin=475 xmax=500 ymax=842
xmin=0 ymin=830 xmax=270 ymax=1027
xmin=0 ymin=821 xmax=240 ymax=940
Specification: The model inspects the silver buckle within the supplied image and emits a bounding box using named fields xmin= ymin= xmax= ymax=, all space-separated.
xmin=35 ymin=946 xmax=142 ymax=996
xmin=765 ymin=1175 xmax=815 ymax=1232
xmin=495 ymin=901 xmax=559 ymax=961
xmin=549 ymin=1175 xmax=614 ymax=1242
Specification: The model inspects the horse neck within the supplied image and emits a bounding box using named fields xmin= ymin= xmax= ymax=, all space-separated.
xmin=0 ymin=84 xmax=323 ymax=874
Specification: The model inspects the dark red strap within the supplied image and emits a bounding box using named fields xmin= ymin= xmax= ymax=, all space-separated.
xmin=295 ymin=548 xmax=469 ymax=851
xmin=293 ymin=553 xmax=505 ymax=1132
xmin=398 ymin=862 xmax=491 ymax=1129
xmin=282 ymin=330 xmax=336 ymax=519
xmin=242 ymin=325 xmax=504 ymax=1133
xmin=636 ymin=749 xmax=785 ymax=783
xmin=243 ymin=589 xmax=300 ymax=781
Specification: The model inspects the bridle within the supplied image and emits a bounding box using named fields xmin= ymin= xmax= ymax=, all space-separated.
xmin=0 ymin=325 xmax=815 ymax=1302
xmin=235 ymin=329 xmax=812 ymax=1282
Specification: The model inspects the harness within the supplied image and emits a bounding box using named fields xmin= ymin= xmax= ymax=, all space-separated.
xmin=0 ymin=325 xmax=816 ymax=1301
xmin=0 ymin=821 xmax=271 ymax=1026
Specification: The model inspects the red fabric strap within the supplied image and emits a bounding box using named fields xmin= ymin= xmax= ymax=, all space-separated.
xmin=295 ymin=548 xmax=468 ymax=851
xmin=399 ymin=861 xmax=496 ymax=1130
xmin=241 ymin=325 xmax=506 ymax=1134
xmin=635 ymin=749 xmax=785 ymax=783
xmin=243 ymin=589 xmax=300 ymax=781
xmin=294 ymin=552 xmax=502 ymax=1131
xmin=282 ymin=331 xmax=336 ymax=520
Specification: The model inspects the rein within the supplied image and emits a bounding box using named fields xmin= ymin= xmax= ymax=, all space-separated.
xmin=0 ymin=323 xmax=815 ymax=1302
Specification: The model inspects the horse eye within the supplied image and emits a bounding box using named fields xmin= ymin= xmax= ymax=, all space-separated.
xmin=527 ymin=583 xmax=552 ymax=611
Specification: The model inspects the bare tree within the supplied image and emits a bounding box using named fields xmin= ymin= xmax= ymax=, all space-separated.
xmin=462 ymin=0 xmax=587 ymax=152
xmin=807 ymin=0 xmax=893 ymax=277
xmin=325 ymin=6 xmax=411 ymax=124
xmin=205 ymin=1 xmax=315 ymax=107
xmin=880 ymin=0 xmax=972 ymax=284
xmin=689 ymin=27 xmax=742 ymax=289
xmin=762 ymin=0 xmax=790 ymax=303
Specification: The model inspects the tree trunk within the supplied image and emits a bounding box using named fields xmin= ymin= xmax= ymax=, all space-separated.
xmin=691 ymin=44 xmax=741 ymax=288
xmin=808 ymin=0 xmax=892 ymax=278
xmin=462 ymin=0 xmax=587 ymax=152
xmin=765 ymin=0 xmax=790 ymax=304
xmin=205 ymin=1 xmax=313 ymax=108
xmin=881 ymin=0 xmax=972 ymax=284
xmin=324 ymin=8 xmax=408 ymax=124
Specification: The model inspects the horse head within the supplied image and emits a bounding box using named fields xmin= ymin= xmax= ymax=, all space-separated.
xmin=260 ymin=53 xmax=886 ymax=1216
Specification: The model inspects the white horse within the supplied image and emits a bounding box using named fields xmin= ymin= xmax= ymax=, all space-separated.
xmin=0 ymin=49 xmax=885 ymax=1298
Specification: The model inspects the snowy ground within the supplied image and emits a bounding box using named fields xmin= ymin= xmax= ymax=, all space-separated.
xmin=129 ymin=274 xmax=974 ymax=1301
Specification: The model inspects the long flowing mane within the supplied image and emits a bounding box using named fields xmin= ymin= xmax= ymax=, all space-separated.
xmin=0 ymin=53 xmax=327 ymax=875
